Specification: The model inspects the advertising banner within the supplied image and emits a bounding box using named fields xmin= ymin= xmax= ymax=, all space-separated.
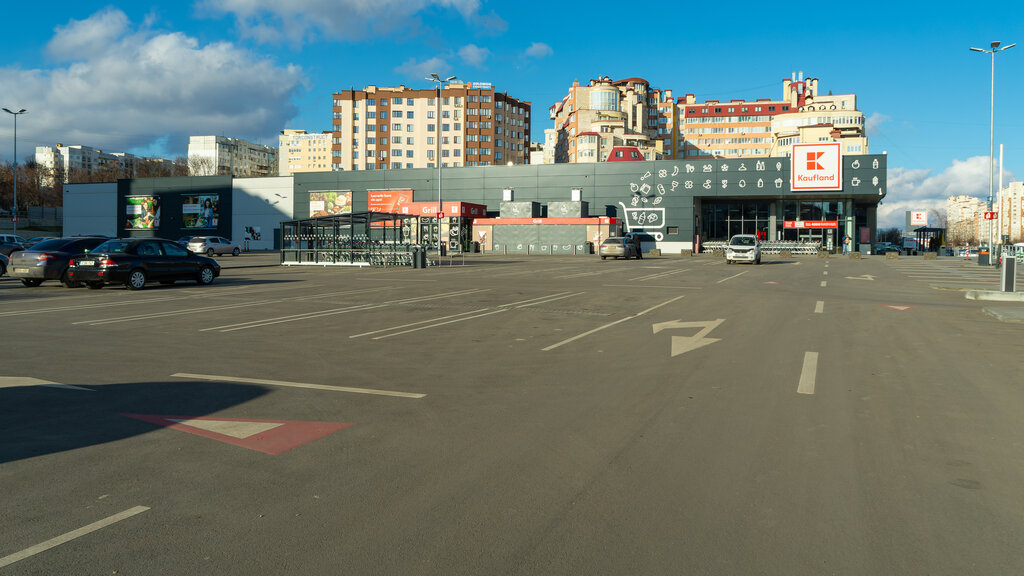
xmin=791 ymin=143 xmax=843 ymax=191
xmin=309 ymin=191 xmax=352 ymax=217
xmin=909 ymin=210 xmax=928 ymax=227
xmin=183 ymin=194 xmax=220 ymax=228
xmin=368 ymin=190 xmax=411 ymax=213
xmin=125 ymin=196 xmax=159 ymax=229
xmin=784 ymin=220 xmax=838 ymax=229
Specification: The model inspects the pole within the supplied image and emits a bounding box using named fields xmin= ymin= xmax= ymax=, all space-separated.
xmin=988 ymin=48 xmax=994 ymax=259
xmin=3 ymin=108 xmax=27 ymax=234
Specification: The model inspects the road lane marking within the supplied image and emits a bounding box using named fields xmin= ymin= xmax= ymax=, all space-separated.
xmin=798 ymin=352 xmax=819 ymax=395
xmin=815 ymin=301 xmax=824 ymax=314
xmin=631 ymin=269 xmax=688 ymax=281
xmin=171 ymin=373 xmax=425 ymax=398
xmin=512 ymin=291 xmax=585 ymax=308
xmin=717 ymin=271 xmax=747 ymax=283
xmin=0 ymin=377 xmax=93 ymax=391
xmin=543 ymin=295 xmax=686 ymax=351
xmin=350 ymin=309 xmax=490 ymax=338
xmin=74 ymin=300 xmax=280 ymax=326
xmin=821 ymin=281 xmax=827 ymax=287
xmin=0 ymin=295 xmax=194 ymax=317
xmin=371 ymin=309 xmax=508 ymax=339
xmin=823 ymin=271 xmax=829 ymax=276
xmin=0 ymin=506 xmax=150 ymax=568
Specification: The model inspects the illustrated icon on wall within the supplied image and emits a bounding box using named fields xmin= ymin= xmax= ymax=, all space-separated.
xmin=852 ymin=160 xmax=861 ymax=169
xmin=774 ymin=178 xmax=783 ymax=188
xmin=756 ymin=161 xmax=765 ymax=171
xmin=757 ymin=178 xmax=764 ymax=188
xmin=658 ymin=169 xmax=668 ymax=178
xmin=672 ymin=165 xmax=680 ymax=176
xmin=873 ymin=159 xmax=879 ymax=169
xmin=721 ymin=164 xmax=730 ymax=172
xmin=686 ymin=164 xmax=695 ymax=173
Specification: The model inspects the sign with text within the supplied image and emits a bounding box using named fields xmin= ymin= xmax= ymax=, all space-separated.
xmin=791 ymin=143 xmax=842 ymax=191
xmin=784 ymin=220 xmax=838 ymax=229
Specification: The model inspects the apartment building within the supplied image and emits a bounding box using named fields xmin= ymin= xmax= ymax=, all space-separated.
xmin=548 ymin=77 xmax=671 ymax=163
xmin=946 ymin=194 xmax=986 ymax=244
xmin=997 ymin=181 xmax=1024 ymax=243
xmin=279 ymin=129 xmax=333 ymax=175
xmin=35 ymin=144 xmax=138 ymax=181
xmin=331 ymin=82 xmax=531 ymax=171
xmin=187 ymin=135 xmax=278 ymax=177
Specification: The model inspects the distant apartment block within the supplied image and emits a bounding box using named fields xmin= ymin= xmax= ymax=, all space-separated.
xmin=947 ymin=194 xmax=986 ymax=243
xmin=549 ymin=76 xmax=672 ymax=163
xmin=997 ymin=181 xmax=1024 ymax=243
xmin=279 ymin=129 xmax=333 ymax=175
xmin=35 ymin=144 xmax=138 ymax=181
xmin=187 ymin=135 xmax=278 ymax=177
xmin=331 ymin=82 xmax=531 ymax=170
xmin=551 ymin=72 xmax=869 ymax=163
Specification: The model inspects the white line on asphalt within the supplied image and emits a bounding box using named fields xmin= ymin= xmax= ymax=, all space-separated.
xmin=0 ymin=506 xmax=150 ymax=568
xmin=798 ymin=352 xmax=819 ymax=395
xmin=821 ymin=281 xmax=827 ymax=287
xmin=815 ymin=301 xmax=824 ymax=314
xmin=349 ymin=309 xmax=491 ymax=338
xmin=631 ymin=269 xmax=688 ymax=281
xmin=823 ymin=271 xmax=829 ymax=276
xmin=172 ymin=373 xmax=425 ymax=398
xmin=0 ymin=295 xmax=193 ymax=317
xmin=500 ymin=292 xmax=575 ymax=307
xmin=0 ymin=377 xmax=93 ymax=391
xmin=511 ymin=292 xmax=585 ymax=308
xmin=371 ymin=309 xmax=508 ymax=339
xmin=604 ymin=284 xmax=702 ymax=289
xmin=74 ymin=300 xmax=281 ymax=326
xmin=543 ymin=295 xmax=686 ymax=351
xmin=717 ymin=271 xmax=747 ymax=283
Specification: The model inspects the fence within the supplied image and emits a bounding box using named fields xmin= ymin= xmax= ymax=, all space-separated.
xmin=701 ymin=240 xmax=821 ymax=255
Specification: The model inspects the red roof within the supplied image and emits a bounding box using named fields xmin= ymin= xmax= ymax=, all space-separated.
xmin=605 ymin=146 xmax=645 ymax=162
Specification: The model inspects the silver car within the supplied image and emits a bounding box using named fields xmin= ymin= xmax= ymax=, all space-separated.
xmin=187 ymin=236 xmax=241 ymax=256
xmin=600 ymin=237 xmax=639 ymax=260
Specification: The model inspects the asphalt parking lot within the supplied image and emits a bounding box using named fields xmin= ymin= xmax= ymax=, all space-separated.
xmin=2 ymin=252 xmax=1023 ymax=574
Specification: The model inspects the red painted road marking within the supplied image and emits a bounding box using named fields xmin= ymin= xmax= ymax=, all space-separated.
xmin=881 ymin=305 xmax=917 ymax=311
xmin=122 ymin=414 xmax=353 ymax=455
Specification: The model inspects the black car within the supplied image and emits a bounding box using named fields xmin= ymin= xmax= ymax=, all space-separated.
xmin=68 ymin=238 xmax=221 ymax=290
xmin=0 ymin=242 xmax=24 ymax=257
xmin=0 ymin=253 xmax=8 ymax=277
xmin=9 ymin=236 xmax=108 ymax=287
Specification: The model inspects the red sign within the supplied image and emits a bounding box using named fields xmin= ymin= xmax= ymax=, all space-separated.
xmin=984 ymin=211 xmax=998 ymax=220
xmin=437 ymin=212 xmax=444 ymax=218
xmin=791 ymin=143 xmax=843 ymax=191
xmin=783 ymin=220 xmax=838 ymax=229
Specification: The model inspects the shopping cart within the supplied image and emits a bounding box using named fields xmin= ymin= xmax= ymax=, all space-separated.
xmin=618 ymin=202 xmax=665 ymax=241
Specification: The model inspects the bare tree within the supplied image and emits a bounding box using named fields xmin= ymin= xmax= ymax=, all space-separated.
xmin=188 ymin=155 xmax=216 ymax=176
xmin=877 ymin=227 xmax=902 ymax=244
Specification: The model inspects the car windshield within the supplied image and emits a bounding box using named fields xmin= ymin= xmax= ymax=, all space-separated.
xmin=27 ymin=238 xmax=72 ymax=251
xmin=93 ymin=240 xmax=132 ymax=254
xmin=730 ymin=236 xmax=756 ymax=246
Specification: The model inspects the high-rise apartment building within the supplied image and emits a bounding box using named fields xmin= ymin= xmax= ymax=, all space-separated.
xmin=548 ymin=77 xmax=672 ymax=163
xmin=331 ymin=82 xmax=531 ymax=171
xmin=35 ymin=144 xmax=138 ymax=181
xmin=278 ymin=130 xmax=333 ymax=175
xmin=187 ymin=135 xmax=278 ymax=177
xmin=550 ymin=72 xmax=868 ymax=163
xmin=946 ymin=194 xmax=986 ymax=244
xmin=997 ymin=181 xmax=1024 ymax=244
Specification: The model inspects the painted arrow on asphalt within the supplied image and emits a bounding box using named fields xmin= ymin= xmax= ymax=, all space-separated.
xmin=652 ymin=319 xmax=725 ymax=357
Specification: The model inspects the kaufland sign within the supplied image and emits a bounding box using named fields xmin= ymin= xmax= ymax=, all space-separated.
xmin=791 ymin=143 xmax=843 ymax=191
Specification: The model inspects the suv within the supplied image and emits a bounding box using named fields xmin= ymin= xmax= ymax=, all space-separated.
xmin=725 ymin=234 xmax=761 ymax=264
xmin=187 ymin=236 xmax=241 ymax=256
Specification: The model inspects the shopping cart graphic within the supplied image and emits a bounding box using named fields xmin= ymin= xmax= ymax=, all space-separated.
xmin=619 ymin=202 xmax=665 ymax=241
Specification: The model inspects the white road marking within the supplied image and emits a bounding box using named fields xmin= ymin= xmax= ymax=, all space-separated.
xmin=350 ymin=309 xmax=490 ymax=338
xmin=0 ymin=377 xmax=93 ymax=391
xmin=798 ymin=352 xmax=819 ymax=395
xmin=0 ymin=295 xmax=193 ymax=318
xmin=371 ymin=309 xmax=508 ymax=340
xmin=172 ymin=373 xmax=425 ymax=398
xmin=652 ymin=319 xmax=725 ymax=357
xmin=821 ymin=281 xmax=827 ymax=287
xmin=814 ymin=301 xmax=824 ymax=314
xmin=717 ymin=271 xmax=748 ymax=283
xmin=823 ymin=271 xmax=829 ymax=276
xmin=0 ymin=506 xmax=150 ymax=568
xmin=631 ymin=269 xmax=688 ymax=282
xmin=169 ymin=419 xmax=282 ymax=438
xmin=543 ymin=295 xmax=686 ymax=351
xmin=604 ymin=284 xmax=702 ymax=289
xmin=512 ymin=292 xmax=584 ymax=308
xmin=74 ymin=300 xmax=280 ymax=326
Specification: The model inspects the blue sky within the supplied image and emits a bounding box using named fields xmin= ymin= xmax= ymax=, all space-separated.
xmin=1 ymin=1 xmax=1022 ymax=227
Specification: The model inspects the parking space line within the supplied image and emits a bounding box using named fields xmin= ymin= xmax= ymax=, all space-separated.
xmin=0 ymin=295 xmax=194 ymax=318
xmin=0 ymin=506 xmax=150 ymax=568
xmin=74 ymin=300 xmax=281 ymax=326
xmin=371 ymin=309 xmax=508 ymax=340
xmin=815 ymin=301 xmax=824 ymax=314
xmin=717 ymin=271 xmax=747 ymax=283
xmin=797 ymin=352 xmax=819 ymax=395
xmin=510 ymin=292 xmax=584 ymax=308
xmin=543 ymin=295 xmax=686 ymax=351
xmin=349 ymin=309 xmax=491 ymax=338
xmin=631 ymin=269 xmax=688 ymax=281
xmin=821 ymin=281 xmax=827 ymax=287
xmin=172 ymin=373 xmax=425 ymax=398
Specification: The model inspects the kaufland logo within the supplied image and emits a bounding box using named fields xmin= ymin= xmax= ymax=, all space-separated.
xmin=792 ymin=143 xmax=842 ymax=191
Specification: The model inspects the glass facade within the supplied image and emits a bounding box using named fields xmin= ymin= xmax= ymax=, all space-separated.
xmin=701 ymin=200 xmax=770 ymax=241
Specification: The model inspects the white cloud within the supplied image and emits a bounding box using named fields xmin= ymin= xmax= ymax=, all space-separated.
xmin=878 ymin=155 xmax=1016 ymax=228
xmin=524 ymin=42 xmax=552 ymax=59
xmin=865 ymin=112 xmax=890 ymax=138
xmin=394 ymin=56 xmax=450 ymax=81
xmin=0 ymin=9 xmax=303 ymax=159
xmin=197 ymin=0 xmax=506 ymax=43
xmin=458 ymin=44 xmax=490 ymax=68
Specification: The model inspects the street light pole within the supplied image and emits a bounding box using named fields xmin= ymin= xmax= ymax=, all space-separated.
xmin=970 ymin=41 xmax=1015 ymax=263
xmin=426 ymin=73 xmax=456 ymax=252
xmin=3 ymin=107 xmax=27 ymax=235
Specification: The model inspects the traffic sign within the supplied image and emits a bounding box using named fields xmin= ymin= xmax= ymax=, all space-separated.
xmin=437 ymin=212 xmax=444 ymax=218
xmin=984 ymin=211 xmax=998 ymax=220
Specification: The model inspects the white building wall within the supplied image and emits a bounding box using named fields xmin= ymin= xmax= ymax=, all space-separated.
xmin=62 ymin=182 xmax=118 ymax=237
xmin=232 ymin=176 xmax=294 ymax=251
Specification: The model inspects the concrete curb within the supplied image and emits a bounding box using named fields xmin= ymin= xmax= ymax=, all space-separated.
xmin=982 ymin=307 xmax=1024 ymax=322
xmin=966 ymin=290 xmax=1024 ymax=302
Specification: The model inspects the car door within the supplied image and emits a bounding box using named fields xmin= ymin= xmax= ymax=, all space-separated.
xmin=161 ymin=240 xmax=198 ymax=280
xmin=134 ymin=241 xmax=167 ymax=280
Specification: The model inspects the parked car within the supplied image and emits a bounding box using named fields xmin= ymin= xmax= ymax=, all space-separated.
xmin=8 ymin=236 xmax=109 ymax=287
xmin=68 ymin=238 xmax=220 ymax=290
xmin=177 ymin=235 xmax=195 ymax=247
xmin=0 ymin=234 xmax=27 ymax=257
xmin=0 ymin=253 xmax=8 ymax=277
xmin=23 ymin=236 xmax=58 ymax=248
xmin=874 ymin=243 xmax=901 ymax=255
xmin=599 ymin=236 xmax=639 ymax=260
xmin=725 ymin=234 xmax=761 ymax=264
xmin=187 ymin=236 xmax=241 ymax=257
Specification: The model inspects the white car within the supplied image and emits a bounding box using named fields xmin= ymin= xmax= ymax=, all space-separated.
xmin=187 ymin=236 xmax=241 ymax=256
xmin=725 ymin=234 xmax=761 ymax=264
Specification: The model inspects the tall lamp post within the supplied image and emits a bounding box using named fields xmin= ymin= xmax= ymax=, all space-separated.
xmin=970 ymin=41 xmax=1014 ymax=263
xmin=425 ymin=73 xmax=456 ymax=252
xmin=3 ymin=107 xmax=27 ymax=235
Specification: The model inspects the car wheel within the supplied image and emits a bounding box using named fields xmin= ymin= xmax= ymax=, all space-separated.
xmin=232 ymin=247 xmax=240 ymax=256
xmin=601 ymin=255 xmax=607 ymax=260
xmin=87 ymin=281 xmax=104 ymax=290
xmin=126 ymin=269 xmax=147 ymax=290
xmin=21 ymin=278 xmax=43 ymax=287
xmin=197 ymin=266 xmax=216 ymax=285
xmin=62 ymin=272 xmax=82 ymax=288
xmin=207 ymin=248 xmax=215 ymax=257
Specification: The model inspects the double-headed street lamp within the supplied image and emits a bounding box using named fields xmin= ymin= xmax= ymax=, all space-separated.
xmin=3 ymin=107 xmax=27 ymax=234
xmin=970 ymin=41 xmax=1014 ymax=261
xmin=425 ymin=73 xmax=456 ymax=252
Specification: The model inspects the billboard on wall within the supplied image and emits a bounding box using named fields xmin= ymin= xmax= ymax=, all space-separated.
xmin=183 ymin=195 xmax=220 ymax=228
xmin=125 ymin=196 xmax=159 ymax=229
xmin=908 ymin=210 xmax=928 ymax=227
xmin=791 ymin=143 xmax=843 ymax=191
xmin=309 ymin=191 xmax=352 ymax=217
xmin=368 ymin=190 xmax=412 ymax=213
